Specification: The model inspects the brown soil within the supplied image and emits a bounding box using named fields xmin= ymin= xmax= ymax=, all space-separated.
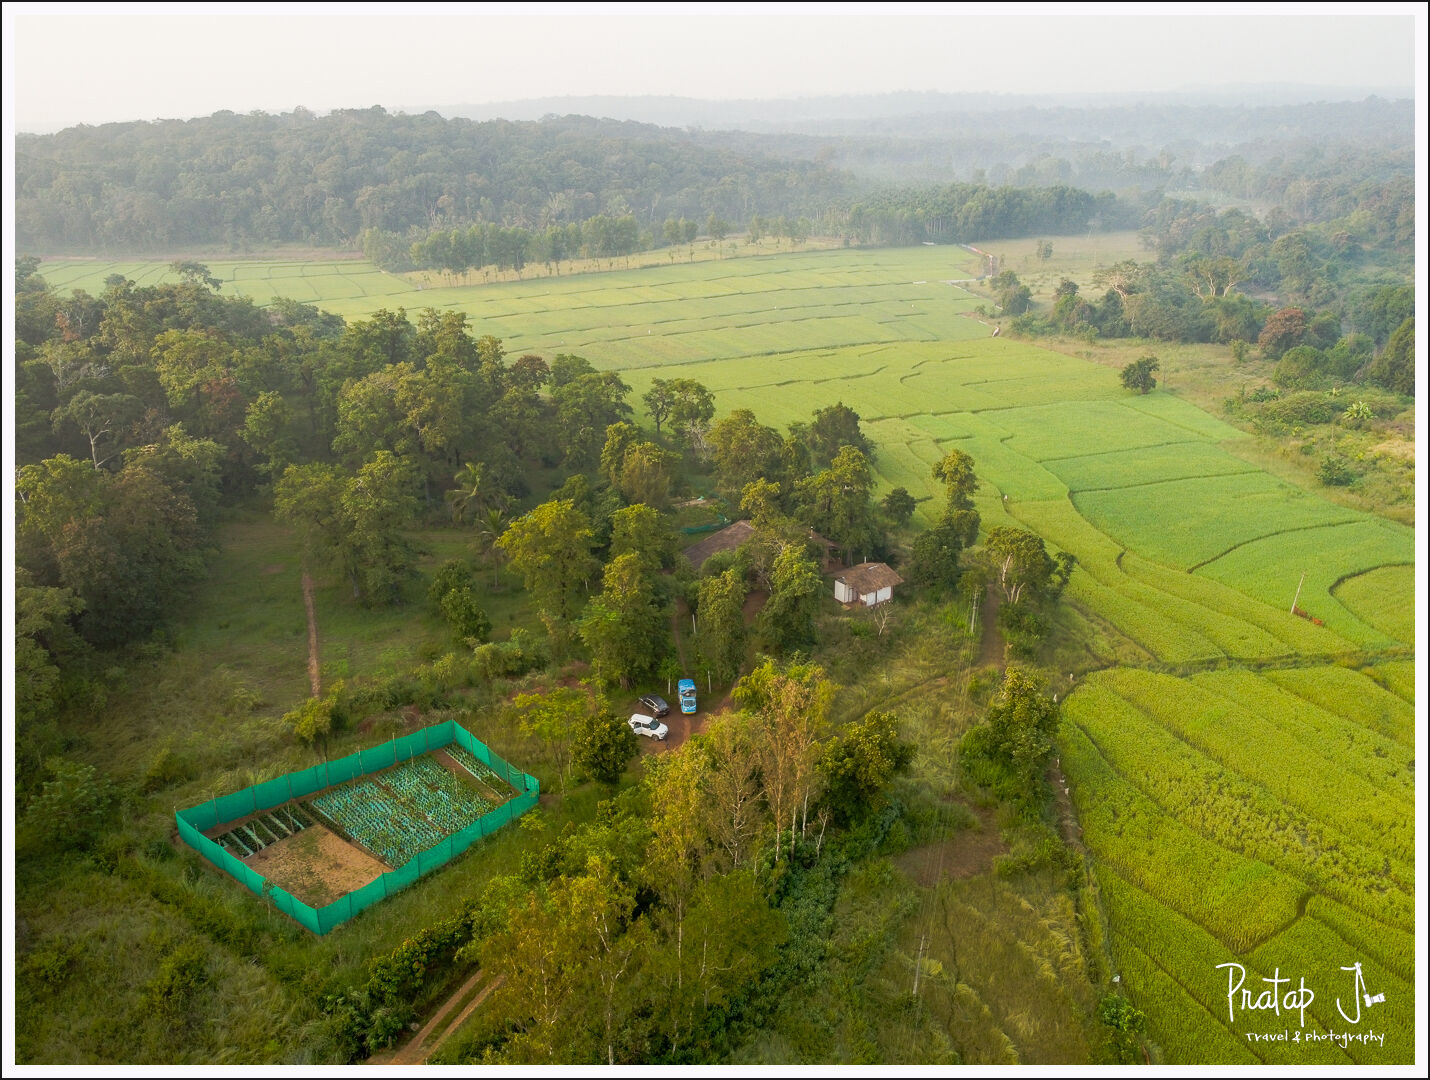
xmin=977 ymin=587 xmax=1005 ymax=669
xmin=1047 ymin=756 xmax=1085 ymax=852
xmin=742 ymin=588 xmax=769 ymax=626
xmin=640 ymin=708 xmax=709 ymax=756
xmin=243 ymin=822 xmax=390 ymax=906
xmin=261 ymin=563 xmax=286 ymax=575
xmin=302 ymin=567 xmax=322 ymax=698
xmin=894 ymin=803 xmax=1007 ymax=888
xmin=369 ymin=969 xmax=506 ymax=1065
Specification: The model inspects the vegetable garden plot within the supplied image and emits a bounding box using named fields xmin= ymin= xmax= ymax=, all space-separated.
xmin=178 ymin=721 xmax=537 ymax=934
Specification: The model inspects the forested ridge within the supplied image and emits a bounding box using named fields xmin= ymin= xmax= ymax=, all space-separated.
xmin=15 ymin=109 xmax=858 ymax=251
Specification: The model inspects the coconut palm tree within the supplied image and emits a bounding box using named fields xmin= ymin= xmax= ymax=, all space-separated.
xmin=444 ymin=462 xmax=489 ymax=524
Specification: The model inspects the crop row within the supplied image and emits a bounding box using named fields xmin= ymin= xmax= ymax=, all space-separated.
xmin=1329 ymin=565 xmax=1414 ymax=644
xmin=1362 ymin=660 xmax=1415 ymax=704
xmin=1111 ymin=939 xmax=1260 ymax=1064
xmin=1118 ymin=552 xmax=1350 ymax=655
xmin=1061 ymin=722 xmax=1303 ymax=950
xmin=1104 ymin=669 xmax=1414 ymax=862
xmin=1304 ymin=895 xmax=1416 ymax=985
xmin=1063 ymin=678 xmax=1414 ymax=930
xmin=1261 ymin=667 xmax=1415 ymax=748
xmin=1099 ymin=868 xmax=1355 ymax=1065
xmin=1246 ymin=914 xmax=1414 ymax=1065
xmin=1063 ymin=568 xmax=1222 ymax=664
xmin=1187 ymin=669 xmax=1414 ymax=800
xmin=1047 ymin=440 xmax=1261 ymax=494
xmin=999 ymin=400 xmax=1203 ymax=463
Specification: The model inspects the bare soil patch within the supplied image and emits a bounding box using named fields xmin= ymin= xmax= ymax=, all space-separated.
xmin=977 ymin=587 xmax=1005 ymax=669
xmin=261 ymin=563 xmax=286 ymax=575
xmin=640 ymin=710 xmax=708 ymax=756
xmin=894 ymin=804 xmax=1007 ymax=887
xmin=302 ymin=568 xmax=321 ymax=697
xmin=243 ymin=822 xmax=390 ymax=906
xmin=742 ymin=589 xmax=769 ymax=626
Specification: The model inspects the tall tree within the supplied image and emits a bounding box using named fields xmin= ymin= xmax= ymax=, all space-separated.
xmin=695 ymin=568 xmax=747 ymax=684
xmin=706 ymin=409 xmax=783 ymax=501
xmin=579 ymin=552 xmax=668 ymax=689
xmin=734 ymin=658 xmax=833 ymax=861
xmin=804 ymin=401 xmax=873 ymax=467
xmin=499 ymin=499 xmax=599 ymax=632
xmin=757 ymin=544 xmax=822 ymax=655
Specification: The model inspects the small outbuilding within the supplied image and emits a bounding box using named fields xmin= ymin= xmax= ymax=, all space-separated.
xmin=681 ymin=520 xmax=756 ymax=571
xmin=833 ymin=562 xmax=903 ymax=607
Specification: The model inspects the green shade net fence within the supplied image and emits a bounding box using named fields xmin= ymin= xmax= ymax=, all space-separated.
xmin=176 ymin=721 xmax=539 ymax=934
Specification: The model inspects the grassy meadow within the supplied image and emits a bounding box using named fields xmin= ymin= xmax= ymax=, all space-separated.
xmin=24 ymin=239 xmax=1416 ymax=1064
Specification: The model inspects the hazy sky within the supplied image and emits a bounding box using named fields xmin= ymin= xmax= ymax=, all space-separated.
xmin=2 ymin=2 xmax=1423 ymax=130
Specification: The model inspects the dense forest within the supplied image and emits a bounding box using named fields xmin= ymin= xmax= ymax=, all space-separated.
xmin=15 ymin=110 xmax=856 ymax=251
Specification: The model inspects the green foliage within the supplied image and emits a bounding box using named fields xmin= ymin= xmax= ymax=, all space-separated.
xmin=1364 ymin=315 xmax=1414 ymax=396
xmin=804 ymin=401 xmax=873 ymax=467
xmin=908 ymin=522 xmax=965 ymax=593
xmin=144 ymin=939 xmax=210 ymax=1026
xmin=696 ymin=568 xmax=748 ymax=683
xmin=572 ymin=712 xmax=639 ymax=785
xmin=284 ymin=694 xmax=336 ymax=752
xmin=960 ymin=667 xmax=1059 ymax=806
xmin=429 ymin=560 xmax=492 ymax=644
xmin=758 ymin=545 xmax=823 ymax=654
xmin=499 ymin=499 xmax=599 ymax=631
xmin=1317 ymin=454 xmax=1355 ymax=486
xmin=579 ymin=552 xmax=668 ymax=689
xmin=1118 ymin=355 xmax=1159 ymax=394
xmin=26 ymin=757 xmax=115 ymax=850
xmin=472 ymin=629 xmax=549 ymax=682
xmin=879 ymin=487 xmax=916 ymax=528
xmin=818 ymin=710 xmax=915 ymax=821
xmin=1097 ymin=994 xmax=1147 ymax=1064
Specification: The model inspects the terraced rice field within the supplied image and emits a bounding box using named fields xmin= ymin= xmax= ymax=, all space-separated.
xmin=42 ymin=243 xmax=1415 ymax=1062
xmin=36 ymin=246 xmax=990 ymax=363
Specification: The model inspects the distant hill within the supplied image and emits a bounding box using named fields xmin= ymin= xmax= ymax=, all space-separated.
xmin=14 ymin=109 xmax=858 ymax=252
xmin=412 ymin=86 xmax=1412 ymax=131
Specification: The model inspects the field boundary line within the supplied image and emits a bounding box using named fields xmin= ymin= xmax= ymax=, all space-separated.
xmin=1116 ymin=938 xmax=1277 ymax=1065
xmin=1184 ymin=517 xmax=1372 ymax=574
xmin=1068 ymin=715 xmax=1337 ymax=910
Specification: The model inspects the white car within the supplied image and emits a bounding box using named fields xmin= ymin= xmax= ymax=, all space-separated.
xmin=628 ymin=713 xmax=669 ymax=740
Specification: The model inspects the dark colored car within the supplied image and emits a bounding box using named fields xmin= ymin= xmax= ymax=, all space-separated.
xmin=638 ymin=694 xmax=670 ymax=717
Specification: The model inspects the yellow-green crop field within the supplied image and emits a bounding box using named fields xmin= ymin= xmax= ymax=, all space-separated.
xmin=38 ymin=243 xmax=1416 ymax=1063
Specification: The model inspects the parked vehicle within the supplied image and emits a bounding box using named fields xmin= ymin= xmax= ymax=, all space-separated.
xmin=638 ymin=694 xmax=670 ymax=717
xmin=629 ymin=713 xmax=669 ymax=740
xmin=677 ymin=678 xmax=697 ymax=715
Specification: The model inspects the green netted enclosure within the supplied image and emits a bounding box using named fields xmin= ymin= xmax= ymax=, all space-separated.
xmin=176 ymin=721 xmax=538 ymax=934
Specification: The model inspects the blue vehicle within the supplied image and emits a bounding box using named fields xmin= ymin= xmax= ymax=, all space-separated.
xmin=677 ymin=678 xmax=697 ymax=715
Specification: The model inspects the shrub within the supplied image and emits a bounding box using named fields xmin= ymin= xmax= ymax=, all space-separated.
xmin=571 ymin=710 xmax=638 ymax=784
xmin=1317 ymin=455 xmax=1355 ymax=486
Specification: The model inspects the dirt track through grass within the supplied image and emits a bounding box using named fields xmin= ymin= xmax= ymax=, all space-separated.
xmin=302 ymin=567 xmax=321 ymax=697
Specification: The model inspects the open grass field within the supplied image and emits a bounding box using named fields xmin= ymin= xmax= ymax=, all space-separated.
xmin=22 ymin=240 xmax=1415 ymax=1064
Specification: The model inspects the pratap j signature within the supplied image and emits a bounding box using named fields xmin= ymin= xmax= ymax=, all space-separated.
xmin=1215 ymin=961 xmax=1385 ymax=1028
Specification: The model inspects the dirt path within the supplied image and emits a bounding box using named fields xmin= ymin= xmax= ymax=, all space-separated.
xmin=670 ymin=598 xmax=692 ymax=670
xmin=302 ymin=567 xmax=321 ymax=697
xmin=1047 ymin=756 xmax=1085 ymax=852
xmin=368 ymin=969 xmax=505 ymax=1065
xmin=976 ymin=586 xmax=1004 ymax=669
